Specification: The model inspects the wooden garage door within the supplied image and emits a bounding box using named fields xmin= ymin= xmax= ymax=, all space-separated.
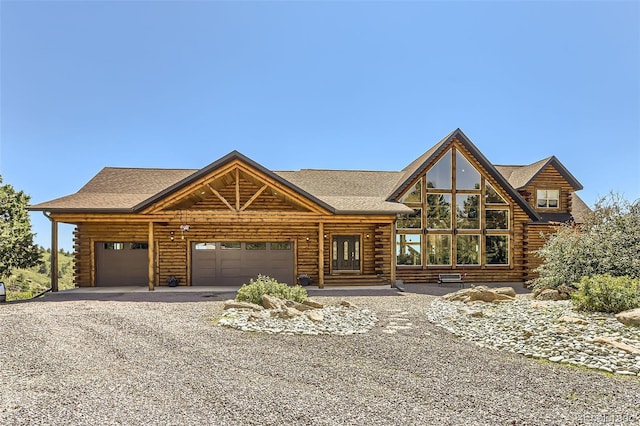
xmin=191 ymin=242 xmax=294 ymax=286
xmin=95 ymin=242 xmax=148 ymax=286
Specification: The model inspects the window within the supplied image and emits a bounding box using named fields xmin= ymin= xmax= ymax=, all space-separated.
xmin=396 ymin=234 xmax=421 ymax=266
xmin=270 ymin=242 xmax=292 ymax=250
xmin=427 ymin=235 xmax=451 ymax=265
xmin=130 ymin=243 xmax=148 ymax=250
xmin=397 ymin=147 xmax=512 ymax=270
xmin=537 ymin=189 xmax=559 ymax=209
xmin=486 ymin=235 xmax=508 ymax=265
xmin=426 ymin=194 xmax=451 ymax=229
xmin=221 ymin=242 xmax=241 ymax=250
xmin=457 ymin=235 xmax=480 ymax=265
xmin=456 ymin=194 xmax=480 ymax=229
xmin=455 ymin=151 xmax=481 ymax=190
xmin=397 ymin=209 xmax=422 ymax=229
xmin=426 ymin=151 xmax=452 ymax=189
xmin=194 ymin=242 xmax=216 ymax=250
xmin=486 ymin=209 xmax=509 ymax=230
xmin=246 ymin=242 xmax=266 ymax=250
xmin=104 ymin=242 xmax=124 ymax=250
xmin=400 ymin=180 xmax=421 ymax=203
xmin=485 ymin=183 xmax=507 ymax=205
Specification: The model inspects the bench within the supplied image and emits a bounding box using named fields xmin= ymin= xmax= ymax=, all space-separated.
xmin=437 ymin=273 xmax=464 ymax=288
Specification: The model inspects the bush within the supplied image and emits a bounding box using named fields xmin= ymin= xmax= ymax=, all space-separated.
xmin=571 ymin=274 xmax=640 ymax=313
xmin=236 ymin=274 xmax=307 ymax=305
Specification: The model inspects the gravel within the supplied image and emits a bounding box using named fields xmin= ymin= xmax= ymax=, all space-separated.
xmin=1 ymin=293 xmax=639 ymax=425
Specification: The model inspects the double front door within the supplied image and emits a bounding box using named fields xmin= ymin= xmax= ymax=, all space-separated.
xmin=332 ymin=236 xmax=361 ymax=272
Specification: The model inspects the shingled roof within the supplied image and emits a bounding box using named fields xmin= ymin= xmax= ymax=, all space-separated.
xmin=29 ymin=130 xmax=584 ymax=221
xmin=495 ymin=156 xmax=583 ymax=191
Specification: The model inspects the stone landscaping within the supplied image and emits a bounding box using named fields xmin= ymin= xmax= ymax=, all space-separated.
xmin=218 ymin=294 xmax=378 ymax=335
xmin=427 ymin=286 xmax=640 ymax=376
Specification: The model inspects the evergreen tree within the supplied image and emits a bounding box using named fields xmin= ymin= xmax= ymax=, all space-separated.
xmin=0 ymin=176 xmax=41 ymax=278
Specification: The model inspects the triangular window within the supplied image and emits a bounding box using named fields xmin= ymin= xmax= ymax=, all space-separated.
xmin=400 ymin=180 xmax=421 ymax=203
xmin=485 ymin=182 xmax=508 ymax=205
xmin=455 ymin=151 xmax=481 ymax=190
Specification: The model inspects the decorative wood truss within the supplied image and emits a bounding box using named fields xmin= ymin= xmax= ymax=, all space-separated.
xmin=142 ymin=160 xmax=329 ymax=215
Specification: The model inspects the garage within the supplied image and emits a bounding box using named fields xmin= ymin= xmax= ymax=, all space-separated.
xmin=191 ymin=242 xmax=294 ymax=286
xmin=95 ymin=242 xmax=149 ymax=286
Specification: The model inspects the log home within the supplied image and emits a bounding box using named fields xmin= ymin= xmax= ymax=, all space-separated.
xmin=30 ymin=129 xmax=588 ymax=290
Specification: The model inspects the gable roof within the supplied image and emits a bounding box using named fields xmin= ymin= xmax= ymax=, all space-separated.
xmin=30 ymin=151 xmax=411 ymax=215
xmin=387 ymin=129 xmax=541 ymax=221
xmin=495 ymin=156 xmax=583 ymax=191
xmin=29 ymin=168 xmax=196 ymax=212
xmin=275 ymin=170 xmax=409 ymax=214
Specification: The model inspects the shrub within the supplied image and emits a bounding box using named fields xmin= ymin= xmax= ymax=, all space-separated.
xmin=571 ymin=274 xmax=640 ymax=313
xmin=236 ymin=274 xmax=307 ymax=305
xmin=530 ymin=193 xmax=640 ymax=292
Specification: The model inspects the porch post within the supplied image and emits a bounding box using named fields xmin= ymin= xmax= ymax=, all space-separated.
xmin=50 ymin=216 xmax=59 ymax=292
xmin=390 ymin=223 xmax=396 ymax=287
xmin=148 ymin=221 xmax=155 ymax=291
xmin=318 ymin=222 xmax=324 ymax=288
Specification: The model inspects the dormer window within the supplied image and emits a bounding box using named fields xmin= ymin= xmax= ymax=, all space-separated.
xmin=537 ymin=189 xmax=559 ymax=209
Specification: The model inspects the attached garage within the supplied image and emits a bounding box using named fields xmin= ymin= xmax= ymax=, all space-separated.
xmin=191 ymin=241 xmax=294 ymax=286
xmin=95 ymin=242 xmax=149 ymax=286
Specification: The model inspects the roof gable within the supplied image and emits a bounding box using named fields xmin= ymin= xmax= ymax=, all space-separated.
xmin=137 ymin=151 xmax=334 ymax=214
xmin=388 ymin=129 xmax=541 ymax=221
xmin=495 ymin=156 xmax=583 ymax=191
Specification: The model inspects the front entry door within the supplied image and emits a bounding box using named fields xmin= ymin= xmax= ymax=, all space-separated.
xmin=333 ymin=236 xmax=361 ymax=271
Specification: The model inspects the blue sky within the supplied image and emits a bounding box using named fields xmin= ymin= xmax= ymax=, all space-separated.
xmin=1 ymin=1 xmax=639 ymax=251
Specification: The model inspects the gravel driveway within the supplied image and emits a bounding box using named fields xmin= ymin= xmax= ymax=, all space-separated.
xmin=1 ymin=293 xmax=639 ymax=425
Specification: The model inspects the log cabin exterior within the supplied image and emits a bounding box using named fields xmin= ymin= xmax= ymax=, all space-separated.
xmin=29 ymin=129 xmax=588 ymax=290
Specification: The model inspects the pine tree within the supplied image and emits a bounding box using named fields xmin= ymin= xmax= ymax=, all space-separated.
xmin=0 ymin=175 xmax=41 ymax=278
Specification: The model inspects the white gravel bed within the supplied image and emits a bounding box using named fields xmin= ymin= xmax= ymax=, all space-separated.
xmin=1 ymin=294 xmax=639 ymax=425
xmin=218 ymin=305 xmax=378 ymax=335
xmin=427 ymin=298 xmax=640 ymax=375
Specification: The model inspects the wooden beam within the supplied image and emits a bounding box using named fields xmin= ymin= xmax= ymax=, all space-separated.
xmin=51 ymin=218 xmax=59 ymax=292
xmin=148 ymin=221 xmax=155 ymax=291
xmin=240 ymin=184 xmax=268 ymax=212
xmin=208 ymin=184 xmax=236 ymax=212
xmin=390 ymin=222 xmax=396 ymax=286
xmin=235 ymin=168 xmax=240 ymax=211
xmin=318 ymin=222 xmax=324 ymax=288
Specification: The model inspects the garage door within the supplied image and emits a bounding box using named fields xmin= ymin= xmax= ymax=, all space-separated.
xmin=95 ymin=242 xmax=148 ymax=286
xmin=191 ymin=242 xmax=294 ymax=286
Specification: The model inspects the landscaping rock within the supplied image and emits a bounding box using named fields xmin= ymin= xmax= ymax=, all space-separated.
xmin=284 ymin=300 xmax=314 ymax=311
xmin=306 ymin=311 xmax=324 ymax=322
xmin=593 ymin=336 xmax=640 ymax=355
xmin=224 ymin=300 xmax=264 ymax=311
xmin=302 ymin=299 xmax=324 ymax=309
xmin=271 ymin=305 xmax=302 ymax=319
xmin=615 ymin=308 xmax=640 ymax=326
xmin=340 ymin=300 xmax=358 ymax=308
xmin=262 ymin=294 xmax=286 ymax=310
xmin=559 ymin=316 xmax=589 ymax=325
xmin=442 ymin=286 xmax=516 ymax=304
xmin=536 ymin=289 xmax=563 ymax=301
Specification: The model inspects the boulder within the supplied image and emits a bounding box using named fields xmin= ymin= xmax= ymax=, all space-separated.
xmin=443 ymin=286 xmax=516 ymax=304
xmin=262 ymin=294 xmax=286 ymax=310
xmin=494 ymin=287 xmax=517 ymax=298
xmin=271 ymin=305 xmax=302 ymax=319
xmin=340 ymin=300 xmax=358 ymax=308
xmin=558 ymin=315 xmax=588 ymax=325
xmin=284 ymin=300 xmax=314 ymax=311
xmin=615 ymin=308 xmax=640 ymax=326
xmin=302 ymin=299 xmax=324 ymax=309
xmin=306 ymin=311 xmax=324 ymax=322
xmin=594 ymin=336 xmax=640 ymax=355
xmin=248 ymin=310 xmax=270 ymax=320
xmin=536 ymin=289 xmax=562 ymax=301
xmin=556 ymin=284 xmax=576 ymax=299
xmin=224 ymin=300 xmax=264 ymax=311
